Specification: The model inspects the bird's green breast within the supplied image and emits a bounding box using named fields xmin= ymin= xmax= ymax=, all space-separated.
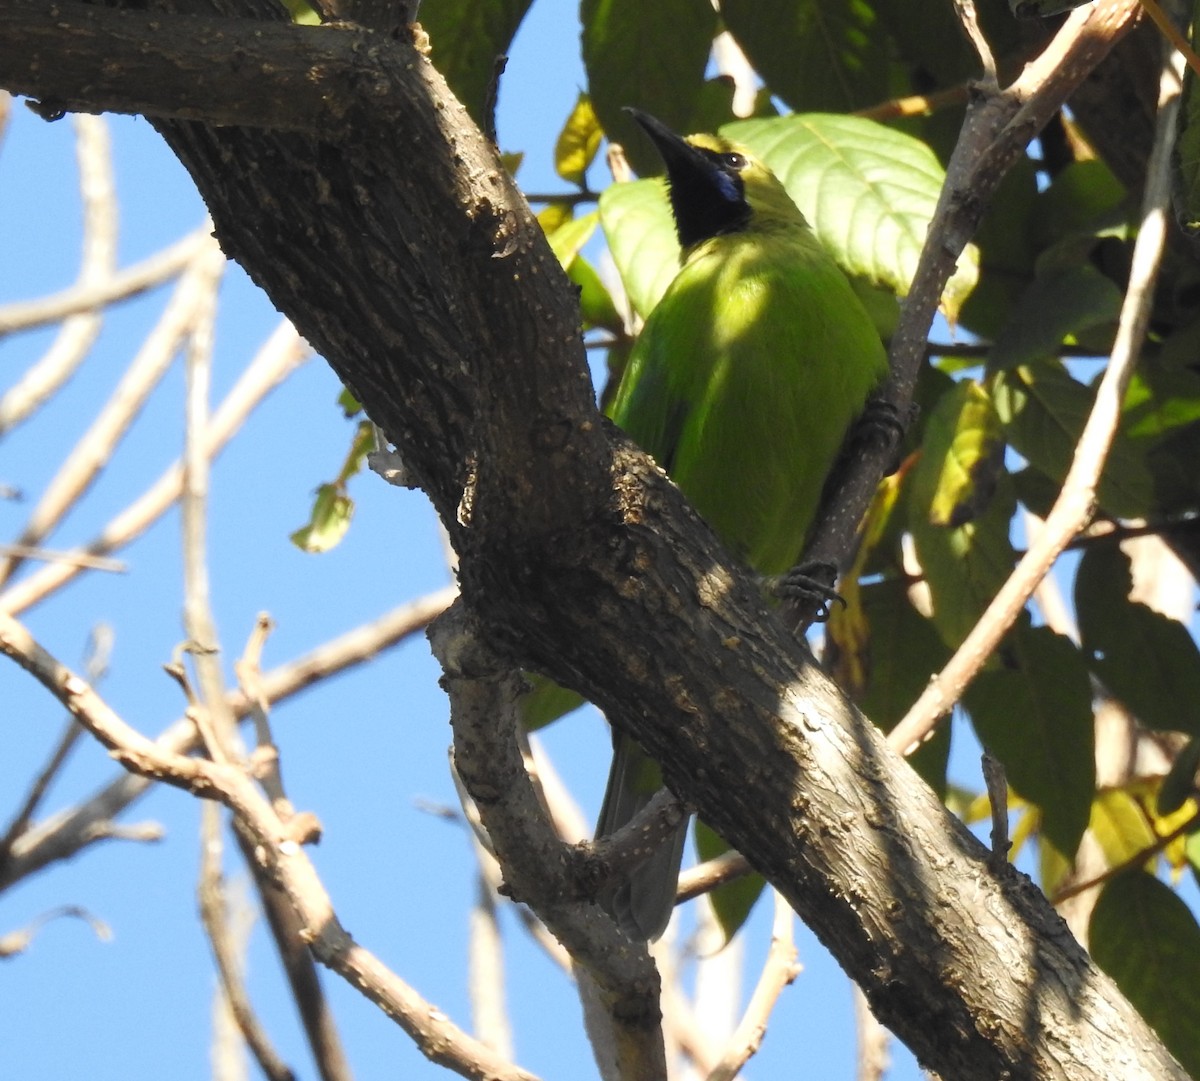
xmin=607 ymin=226 xmax=887 ymax=576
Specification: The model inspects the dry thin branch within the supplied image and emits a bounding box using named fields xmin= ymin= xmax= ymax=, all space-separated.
xmin=887 ymin=37 xmax=1183 ymax=757
xmin=953 ymin=0 xmax=998 ymax=87
xmin=179 ymin=323 xmax=349 ymax=1081
xmin=467 ymin=848 xmax=515 ymax=1059
xmin=0 ymin=607 xmax=540 ymax=1081
xmin=232 ymin=614 xmax=345 ymax=1081
xmin=0 ymin=318 xmax=309 ymax=614
xmin=676 ymin=851 xmax=751 ymax=905
xmin=0 ymin=624 xmax=111 ymax=866
xmin=0 ymin=114 xmax=117 ymax=435
xmin=0 ymin=236 xmax=227 ymax=587
xmin=854 ymin=984 xmax=892 ymax=1081
xmin=199 ymin=803 xmax=296 ymax=1081
xmin=0 ymin=585 xmax=455 ymax=889
xmin=0 ymin=543 xmax=125 ymax=572
xmin=0 ymin=225 xmax=213 ymax=335
xmin=705 ymin=891 xmax=801 ymax=1081
xmin=0 ymin=903 xmax=111 ymax=958
xmin=179 ymin=244 xmax=237 ymax=758
xmin=235 ymin=614 xmax=295 ymax=819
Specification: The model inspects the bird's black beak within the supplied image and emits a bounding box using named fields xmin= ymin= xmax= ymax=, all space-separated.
xmin=624 ymin=108 xmax=749 ymax=249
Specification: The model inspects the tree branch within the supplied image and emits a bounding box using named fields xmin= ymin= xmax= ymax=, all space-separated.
xmin=0 ymin=2 xmax=1189 ymax=1078
xmin=0 ymin=608 xmax=539 ymax=1081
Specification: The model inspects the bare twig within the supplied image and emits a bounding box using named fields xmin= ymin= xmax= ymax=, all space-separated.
xmin=705 ymin=891 xmax=801 ymax=1081
xmin=0 ymin=904 xmax=111 ymax=958
xmin=952 ymin=0 xmax=998 ymax=86
xmin=0 ymin=624 xmax=111 ymax=868
xmin=981 ymin=751 xmax=1011 ymax=870
xmin=0 ymin=225 xmax=212 ymax=335
xmin=0 ymin=543 xmax=125 ymax=572
xmin=0 ymin=114 xmax=116 ymax=435
xmin=0 ymin=585 xmax=455 ymax=890
xmin=0 ymin=236 xmax=226 ymax=587
xmin=235 ymin=614 xmax=295 ymax=819
xmin=853 ymin=984 xmax=891 ymax=1081
xmin=0 ymin=609 xmax=539 ymax=1081
xmin=676 ymin=850 xmax=751 ymax=905
xmin=179 ymin=258 xmax=237 ymax=760
xmin=468 ymin=848 xmax=514 ymax=1058
xmin=199 ymin=803 xmax=296 ymax=1081
xmin=179 ymin=322 xmax=347 ymax=1081
xmin=0 ymin=318 xmax=309 ymax=614
xmin=888 ymin=35 xmax=1182 ymax=757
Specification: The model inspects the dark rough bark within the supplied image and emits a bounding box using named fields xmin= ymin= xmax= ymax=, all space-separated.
xmin=0 ymin=3 xmax=1189 ymax=1079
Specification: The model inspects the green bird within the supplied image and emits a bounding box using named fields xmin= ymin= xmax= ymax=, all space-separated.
xmin=538 ymin=111 xmax=889 ymax=941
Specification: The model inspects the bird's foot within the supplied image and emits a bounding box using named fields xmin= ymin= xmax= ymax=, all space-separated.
xmin=855 ymin=396 xmax=912 ymax=458
xmin=771 ymin=560 xmax=844 ymax=623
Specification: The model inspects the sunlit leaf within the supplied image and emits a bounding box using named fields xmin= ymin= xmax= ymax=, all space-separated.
xmin=291 ymin=483 xmax=354 ymax=553
xmin=908 ymin=381 xmax=1015 ymax=646
xmin=556 ymin=94 xmax=603 ymax=186
xmin=726 ymin=114 xmax=973 ymax=303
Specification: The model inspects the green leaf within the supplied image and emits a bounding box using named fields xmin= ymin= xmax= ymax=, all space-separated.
xmin=874 ymin=0 xmax=1019 ymax=86
xmin=988 ymin=265 xmax=1122 ymax=370
xmin=1030 ymin=159 xmax=1126 ymax=251
xmin=857 ymin=580 xmax=952 ymax=797
xmin=694 ymin=818 xmax=763 ymax=942
xmin=958 ymin=158 xmax=1040 ymax=339
xmin=1090 ymin=872 xmax=1200 ymax=1079
xmin=1122 ymin=362 xmax=1200 ymax=440
xmin=582 ymin=0 xmax=717 ymax=177
xmin=720 ymin=0 xmax=890 ymax=113
xmin=291 ymin=483 xmax=354 ymax=553
xmin=964 ymin=626 xmax=1095 ymax=857
xmin=570 ymin=256 xmax=624 ymax=335
xmin=1089 ymin=789 xmax=1157 ymax=869
xmin=992 ymin=364 xmax=1154 ymax=519
xmin=1075 ymin=544 xmax=1200 ymax=737
xmin=544 ymin=211 xmax=600 ymax=269
xmin=908 ymin=381 xmax=1016 ymax=646
xmin=555 ymin=94 xmax=603 ymax=186
xmin=725 ymin=114 xmax=974 ymax=302
xmin=923 ymin=380 xmax=1005 ymax=528
xmin=598 ymin=177 xmax=680 ymax=318
xmin=420 ymin=0 xmax=534 ymax=129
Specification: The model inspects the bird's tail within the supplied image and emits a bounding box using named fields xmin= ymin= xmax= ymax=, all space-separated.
xmin=596 ymin=731 xmax=689 ymax=941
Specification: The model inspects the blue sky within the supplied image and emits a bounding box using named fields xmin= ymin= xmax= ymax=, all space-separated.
xmin=0 ymin=7 xmax=983 ymax=1080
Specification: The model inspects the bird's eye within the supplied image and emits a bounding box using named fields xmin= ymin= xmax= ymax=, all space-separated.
xmin=722 ymin=152 xmax=747 ymax=171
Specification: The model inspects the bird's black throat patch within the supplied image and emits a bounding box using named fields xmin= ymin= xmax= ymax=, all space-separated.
xmin=668 ymin=148 xmax=752 ymax=250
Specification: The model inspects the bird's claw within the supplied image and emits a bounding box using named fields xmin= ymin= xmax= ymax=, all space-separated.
xmin=772 ymin=561 xmax=844 ymax=623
